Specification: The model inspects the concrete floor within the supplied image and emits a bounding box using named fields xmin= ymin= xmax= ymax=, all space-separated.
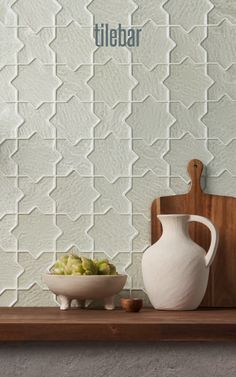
xmin=0 ymin=342 xmax=236 ymax=377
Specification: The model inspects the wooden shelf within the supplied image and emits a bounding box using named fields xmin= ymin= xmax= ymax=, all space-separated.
xmin=0 ymin=308 xmax=236 ymax=341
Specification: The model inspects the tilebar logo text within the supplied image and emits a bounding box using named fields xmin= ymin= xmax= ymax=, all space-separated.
xmin=94 ymin=23 xmax=142 ymax=47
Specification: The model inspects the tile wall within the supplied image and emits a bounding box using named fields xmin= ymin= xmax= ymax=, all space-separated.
xmin=0 ymin=0 xmax=235 ymax=305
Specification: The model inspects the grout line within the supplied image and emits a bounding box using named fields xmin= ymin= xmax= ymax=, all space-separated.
xmin=15 ymin=12 xmax=20 ymax=301
xmin=167 ymin=7 xmax=171 ymax=188
xmin=91 ymin=11 xmax=95 ymax=259
xmin=129 ymin=8 xmax=135 ymax=296
xmin=53 ymin=11 xmax=57 ymax=263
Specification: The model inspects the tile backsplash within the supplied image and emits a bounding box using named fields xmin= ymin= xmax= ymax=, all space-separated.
xmin=0 ymin=0 xmax=235 ymax=306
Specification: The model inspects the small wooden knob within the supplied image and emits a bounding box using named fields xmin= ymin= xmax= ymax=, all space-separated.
xmin=187 ymin=159 xmax=203 ymax=193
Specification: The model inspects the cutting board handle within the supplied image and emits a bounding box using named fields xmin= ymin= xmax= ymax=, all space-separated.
xmin=187 ymin=159 xmax=203 ymax=194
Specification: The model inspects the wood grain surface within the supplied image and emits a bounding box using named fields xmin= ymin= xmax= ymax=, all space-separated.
xmin=0 ymin=308 xmax=236 ymax=341
xmin=151 ymin=159 xmax=236 ymax=307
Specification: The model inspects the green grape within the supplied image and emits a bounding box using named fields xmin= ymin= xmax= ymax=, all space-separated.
xmin=81 ymin=257 xmax=97 ymax=275
xmin=98 ymin=262 xmax=110 ymax=275
xmin=51 ymin=260 xmax=64 ymax=274
xmin=71 ymin=262 xmax=84 ymax=275
xmin=109 ymin=263 xmax=117 ymax=275
xmin=52 ymin=266 xmax=64 ymax=275
xmin=67 ymin=254 xmax=81 ymax=268
xmin=97 ymin=259 xmax=109 ymax=265
xmin=84 ymin=270 xmax=93 ymax=275
xmin=64 ymin=265 xmax=73 ymax=275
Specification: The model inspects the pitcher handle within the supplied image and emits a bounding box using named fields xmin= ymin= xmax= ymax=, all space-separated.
xmin=188 ymin=215 xmax=219 ymax=267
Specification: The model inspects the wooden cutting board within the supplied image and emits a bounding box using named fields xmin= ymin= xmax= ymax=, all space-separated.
xmin=151 ymin=159 xmax=236 ymax=307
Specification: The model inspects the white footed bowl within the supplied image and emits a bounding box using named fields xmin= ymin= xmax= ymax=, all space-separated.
xmin=43 ymin=273 xmax=127 ymax=310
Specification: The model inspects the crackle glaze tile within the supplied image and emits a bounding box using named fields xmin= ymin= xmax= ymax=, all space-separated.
xmin=18 ymin=252 xmax=54 ymax=289
xmin=51 ymin=22 xmax=95 ymax=70
xmin=207 ymin=140 xmax=236 ymax=176
xmin=56 ymin=0 xmax=93 ymax=26
xmin=51 ymin=172 xmax=99 ymax=219
xmin=88 ymin=0 xmax=137 ymax=25
xmin=18 ymin=28 xmax=54 ymax=65
xmin=15 ymin=285 xmax=56 ymax=307
xmin=0 ymin=103 xmax=22 ymax=143
xmin=202 ymin=96 xmax=236 ymax=144
xmin=208 ymin=0 xmax=236 ymax=25
xmin=13 ymin=0 xmax=61 ymax=32
xmin=169 ymin=102 xmax=206 ymax=138
xmin=164 ymin=0 xmax=213 ymax=31
xmin=165 ymin=59 xmax=213 ymax=107
xmin=127 ymin=97 xmax=174 ymax=143
xmin=132 ymin=65 xmax=169 ymax=102
xmin=0 ymin=0 xmax=17 ymax=26
xmin=55 ymin=6 xmax=71 ymax=26
xmin=56 ymin=65 xmax=93 ymax=102
xmin=208 ymin=64 xmax=236 ymax=101
xmin=0 ymin=215 xmax=17 ymax=251
xmin=13 ymin=60 xmax=61 ymax=108
xmin=18 ymin=103 xmax=55 ymax=139
xmin=0 ymin=24 xmax=23 ymax=68
xmin=13 ymin=209 xmax=61 ymax=257
xmin=56 ymin=139 xmax=93 ymax=176
xmin=88 ymin=210 xmax=137 ymax=257
xmin=89 ymin=60 xmax=137 ymax=107
xmin=0 ymin=66 xmax=17 ymax=103
xmin=94 ymin=177 xmax=132 ymax=214
xmin=125 ymin=252 xmax=144 ymax=289
xmin=164 ymin=134 xmax=213 ymax=180
xmin=170 ymin=26 xmax=207 ymax=64
xmin=132 ymin=214 xmax=151 ymax=252
xmin=0 ymin=174 xmax=22 ymax=217
xmin=169 ymin=177 xmax=189 ymax=194
xmin=132 ymin=0 xmax=168 ymax=26
xmin=205 ymin=172 xmax=236 ymax=197
xmin=132 ymin=140 xmax=169 ymax=176
xmin=0 ymin=249 xmax=23 ymax=294
xmin=12 ymin=134 xmax=61 ymax=182
xmin=0 ymin=140 xmax=17 ymax=176
xmin=94 ymin=103 xmax=131 ymax=139
xmin=127 ymin=173 xmax=171 ymax=218
xmin=132 ymin=21 xmax=175 ymax=69
xmin=94 ymin=46 xmax=131 ymax=65
xmin=56 ymin=215 xmax=93 ymax=252
xmin=202 ymin=20 xmax=236 ymax=69
xmin=51 ymin=97 xmax=98 ymax=144
xmin=0 ymin=290 xmax=17 ymax=307
xmin=89 ymin=134 xmax=137 ymax=182
xmin=18 ymin=177 xmax=55 ymax=214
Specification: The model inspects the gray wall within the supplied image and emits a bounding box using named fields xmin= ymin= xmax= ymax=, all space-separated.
xmin=0 ymin=343 xmax=236 ymax=377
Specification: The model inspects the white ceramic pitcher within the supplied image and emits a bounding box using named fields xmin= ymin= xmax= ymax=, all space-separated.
xmin=142 ymin=214 xmax=219 ymax=310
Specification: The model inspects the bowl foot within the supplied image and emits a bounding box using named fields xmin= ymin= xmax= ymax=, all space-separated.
xmin=58 ymin=295 xmax=71 ymax=310
xmin=104 ymin=296 xmax=115 ymax=310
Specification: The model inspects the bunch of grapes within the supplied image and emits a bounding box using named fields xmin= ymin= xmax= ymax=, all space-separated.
xmin=51 ymin=253 xmax=117 ymax=276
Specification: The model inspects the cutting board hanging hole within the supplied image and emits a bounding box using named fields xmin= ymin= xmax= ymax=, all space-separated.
xmin=187 ymin=159 xmax=203 ymax=194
